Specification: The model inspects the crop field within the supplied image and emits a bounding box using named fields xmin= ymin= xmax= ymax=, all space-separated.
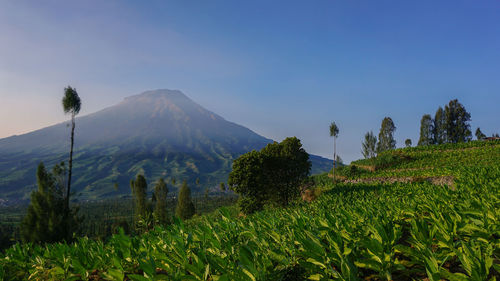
xmin=339 ymin=140 xmax=500 ymax=180
xmin=1 ymin=141 xmax=499 ymax=280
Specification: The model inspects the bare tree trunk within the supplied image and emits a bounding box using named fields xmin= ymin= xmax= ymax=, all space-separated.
xmin=66 ymin=114 xmax=75 ymax=212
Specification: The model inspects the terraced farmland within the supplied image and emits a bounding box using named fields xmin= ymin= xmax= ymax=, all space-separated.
xmin=1 ymin=140 xmax=499 ymax=280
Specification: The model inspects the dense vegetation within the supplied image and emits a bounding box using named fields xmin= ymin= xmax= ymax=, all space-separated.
xmin=20 ymin=162 xmax=80 ymax=244
xmin=1 ymin=140 xmax=498 ymax=280
xmin=228 ymin=137 xmax=310 ymax=214
xmin=0 ymin=195 xmax=238 ymax=250
xmin=343 ymin=140 xmax=500 ymax=180
xmin=417 ymin=99 xmax=473 ymax=146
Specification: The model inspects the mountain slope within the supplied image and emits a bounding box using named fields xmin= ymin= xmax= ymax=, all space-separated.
xmin=0 ymin=89 xmax=331 ymax=204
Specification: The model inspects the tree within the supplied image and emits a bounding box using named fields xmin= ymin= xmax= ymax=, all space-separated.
xmin=362 ymin=131 xmax=377 ymax=159
xmin=176 ymin=181 xmax=195 ymax=220
xmin=219 ymin=182 xmax=226 ymax=192
xmin=262 ymin=137 xmax=311 ymax=207
xmin=405 ymin=139 xmax=412 ymax=147
xmin=377 ymin=117 xmax=396 ymax=153
xmin=130 ymin=175 xmax=148 ymax=225
xmin=475 ymin=127 xmax=486 ymax=140
xmin=62 ymin=86 xmax=81 ymax=215
xmin=21 ymin=162 xmax=80 ymax=243
xmin=228 ymin=150 xmax=266 ymax=214
xmin=418 ymin=114 xmax=434 ymax=146
xmin=153 ymin=178 xmax=169 ymax=225
xmin=433 ymin=107 xmax=446 ymax=144
xmin=329 ymin=122 xmax=339 ymax=183
xmin=228 ymin=137 xmax=311 ymax=214
xmin=444 ymin=99 xmax=471 ymax=143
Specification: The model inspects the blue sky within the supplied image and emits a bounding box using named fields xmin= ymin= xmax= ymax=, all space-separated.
xmin=1 ymin=0 xmax=499 ymax=163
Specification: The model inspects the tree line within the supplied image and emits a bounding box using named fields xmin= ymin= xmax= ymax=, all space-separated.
xmin=129 ymin=175 xmax=196 ymax=232
xmin=361 ymin=116 xmax=398 ymax=159
xmin=360 ymin=99 xmax=495 ymax=159
xmin=418 ymin=99 xmax=473 ymax=146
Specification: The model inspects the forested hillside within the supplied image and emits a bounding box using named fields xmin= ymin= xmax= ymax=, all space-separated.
xmin=2 ymin=140 xmax=498 ymax=280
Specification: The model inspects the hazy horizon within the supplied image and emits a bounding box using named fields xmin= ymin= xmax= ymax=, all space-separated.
xmin=1 ymin=1 xmax=499 ymax=163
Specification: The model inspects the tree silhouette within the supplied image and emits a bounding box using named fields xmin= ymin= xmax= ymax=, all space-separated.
xmin=262 ymin=137 xmax=311 ymax=207
xmin=130 ymin=175 xmax=148 ymax=226
xmin=445 ymin=99 xmax=471 ymax=143
xmin=21 ymin=162 xmax=80 ymax=243
xmin=362 ymin=131 xmax=377 ymax=159
xmin=475 ymin=127 xmax=486 ymax=140
xmin=229 ymin=137 xmax=310 ymax=213
xmin=153 ymin=178 xmax=169 ymax=225
xmin=377 ymin=117 xmax=396 ymax=153
xmin=62 ymin=86 xmax=81 ymax=214
xmin=176 ymin=181 xmax=195 ymax=220
xmin=329 ymin=122 xmax=339 ymax=183
xmin=405 ymin=139 xmax=412 ymax=147
xmin=433 ymin=107 xmax=446 ymax=144
xmin=228 ymin=150 xmax=266 ymax=214
xmin=418 ymin=114 xmax=434 ymax=146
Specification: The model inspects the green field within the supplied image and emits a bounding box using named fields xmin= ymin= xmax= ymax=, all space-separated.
xmin=1 ymin=140 xmax=499 ymax=280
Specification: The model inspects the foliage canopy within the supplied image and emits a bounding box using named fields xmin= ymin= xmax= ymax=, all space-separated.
xmin=21 ymin=162 xmax=80 ymax=243
xmin=176 ymin=181 xmax=196 ymax=220
xmin=362 ymin=131 xmax=377 ymax=159
xmin=376 ymin=117 xmax=396 ymax=153
xmin=229 ymin=137 xmax=311 ymax=213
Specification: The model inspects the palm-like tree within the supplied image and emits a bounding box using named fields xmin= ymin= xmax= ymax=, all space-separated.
xmin=329 ymin=122 xmax=339 ymax=183
xmin=62 ymin=86 xmax=81 ymax=212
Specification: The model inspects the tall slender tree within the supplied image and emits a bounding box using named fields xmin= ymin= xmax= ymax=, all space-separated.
xmin=62 ymin=86 xmax=81 ymax=213
xmin=130 ymin=175 xmax=148 ymax=225
xmin=475 ymin=127 xmax=486 ymax=140
xmin=329 ymin=122 xmax=339 ymax=183
xmin=362 ymin=131 xmax=377 ymax=159
xmin=376 ymin=117 xmax=396 ymax=153
xmin=433 ymin=106 xmax=446 ymax=144
xmin=418 ymin=114 xmax=434 ymax=146
xmin=444 ymin=99 xmax=471 ymax=143
xmin=176 ymin=181 xmax=195 ymax=220
xmin=153 ymin=178 xmax=169 ymax=225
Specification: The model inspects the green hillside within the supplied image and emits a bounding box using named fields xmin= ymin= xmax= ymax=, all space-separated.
xmin=1 ymin=140 xmax=499 ymax=280
xmin=336 ymin=140 xmax=500 ymax=182
xmin=0 ymin=90 xmax=332 ymax=205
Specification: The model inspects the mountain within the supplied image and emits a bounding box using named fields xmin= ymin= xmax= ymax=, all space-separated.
xmin=0 ymin=89 xmax=332 ymax=205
